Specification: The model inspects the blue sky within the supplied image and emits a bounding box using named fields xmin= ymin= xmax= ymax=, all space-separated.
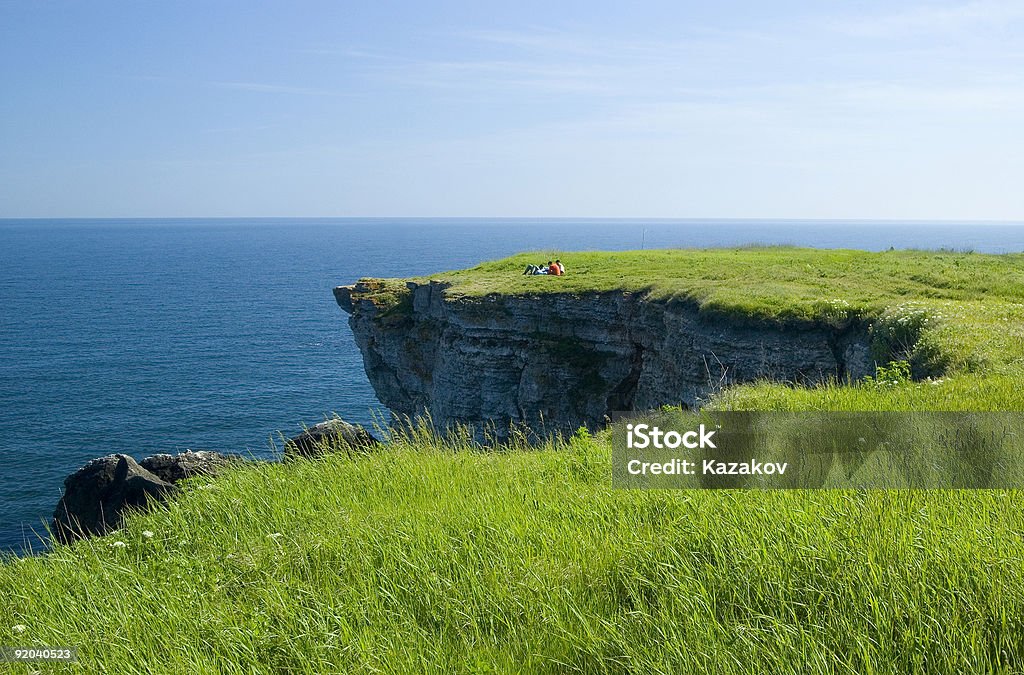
xmin=2 ymin=1 xmax=1023 ymax=218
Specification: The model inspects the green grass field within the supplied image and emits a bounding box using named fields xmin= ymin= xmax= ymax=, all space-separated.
xmin=436 ymin=247 xmax=1024 ymax=325
xmin=3 ymin=429 xmax=1024 ymax=673
xmin=3 ymin=247 xmax=1024 ymax=673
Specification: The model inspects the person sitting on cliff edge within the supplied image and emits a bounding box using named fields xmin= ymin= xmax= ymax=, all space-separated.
xmin=556 ymin=259 xmax=565 ymax=275
xmin=547 ymin=260 xmax=561 ymax=276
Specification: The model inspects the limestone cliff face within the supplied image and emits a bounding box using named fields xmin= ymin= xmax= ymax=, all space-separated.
xmin=335 ymin=280 xmax=872 ymax=434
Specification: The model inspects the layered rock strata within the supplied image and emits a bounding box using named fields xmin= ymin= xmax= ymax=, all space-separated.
xmin=336 ymin=280 xmax=872 ymax=434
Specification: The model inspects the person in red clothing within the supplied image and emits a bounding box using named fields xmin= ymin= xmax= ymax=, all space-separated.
xmin=547 ymin=260 xmax=561 ymax=276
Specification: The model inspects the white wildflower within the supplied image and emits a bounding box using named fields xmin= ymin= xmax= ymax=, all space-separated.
xmin=12 ymin=624 xmax=26 ymax=634
xmin=110 ymin=540 xmax=127 ymax=548
xmin=267 ymin=533 xmax=283 ymax=540
xmin=142 ymin=530 xmax=154 ymax=539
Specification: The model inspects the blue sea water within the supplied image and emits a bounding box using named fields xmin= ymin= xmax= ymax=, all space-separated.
xmin=2 ymin=218 xmax=1023 ymax=554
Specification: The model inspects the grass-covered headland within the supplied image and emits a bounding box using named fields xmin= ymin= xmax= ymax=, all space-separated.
xmin=388 ymin=247 xmax=1024 ymax=410
xmin=4 ymin=247 xmax=1024 ymax=674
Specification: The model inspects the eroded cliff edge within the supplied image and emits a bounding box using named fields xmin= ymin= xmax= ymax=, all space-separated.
xmin=335 ymin=280 xmax=873 ymax=433
xmin=335 ymin=279 xmax=876 ymax=433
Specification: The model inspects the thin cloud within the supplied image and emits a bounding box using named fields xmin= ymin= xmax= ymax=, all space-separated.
xmin=459 ymin=28 xmax=606 ymax=55
xmin=349 ymin=30 xmax=764 ymax=100
xmin=209 ymin=81 xmax=342 ymax=96
xmin=833 ymin=80 xmax=1024 ymax=111
xmin=460 ymin=26 xmax=781 ymax=57
xmin=830 ymin=0 xmax=1024 ymax=38
xmin=199 ymin=123 xmax=279 ymax=135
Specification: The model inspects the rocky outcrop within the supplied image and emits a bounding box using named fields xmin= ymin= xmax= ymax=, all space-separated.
xmin=139 ymin=450 xmax=245 ymax=483
xmin=52 ymin=454 xmax=177 ymax=544
xmin=285 ymin=418 xmax=380 ymax=459
xmin=53 ymin=450 xmax=245 ymax=543
xmin=335 ymin=280 xmax=874 ymax=435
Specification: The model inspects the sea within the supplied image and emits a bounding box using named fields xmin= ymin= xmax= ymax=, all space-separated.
xmin=2 ymin=218 xmax=1023 ymax=554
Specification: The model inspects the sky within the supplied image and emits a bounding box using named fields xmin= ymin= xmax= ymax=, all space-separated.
xmin=1 ymin=0 xmax=1023 ymax=219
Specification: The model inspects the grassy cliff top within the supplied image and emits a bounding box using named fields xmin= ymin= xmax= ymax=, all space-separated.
xmin=428 ymin=247 xmax=1024 ymax=322
xmin=355 ymin=247 xmax=1024 ymax=327
xmin=353 ymin=247 xmax=1024 ymax=408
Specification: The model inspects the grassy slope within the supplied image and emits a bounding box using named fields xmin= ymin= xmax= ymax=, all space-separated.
xmin=4 ymin=431 xmax=1024 ymax=674
xmin=4 ymin=248 xmax=1024 ymax=673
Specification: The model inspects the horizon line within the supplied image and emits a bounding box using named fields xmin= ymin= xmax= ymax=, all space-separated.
xmin=3 ymin=216 xmax=1024 ymax=225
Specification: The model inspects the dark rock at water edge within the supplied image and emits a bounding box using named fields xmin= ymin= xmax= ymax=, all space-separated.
xmin=51 ymin=421 xmax=373 ymax=544
xmin=140 ymin=449 xmax=246 ymax=483
xmin=285 ymin=418 xmax=380 ymax=459
xmin=53 ymin=449 xmax=248 ymax=544
xmin=52 ymin=454 xmax=177 ymax=544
